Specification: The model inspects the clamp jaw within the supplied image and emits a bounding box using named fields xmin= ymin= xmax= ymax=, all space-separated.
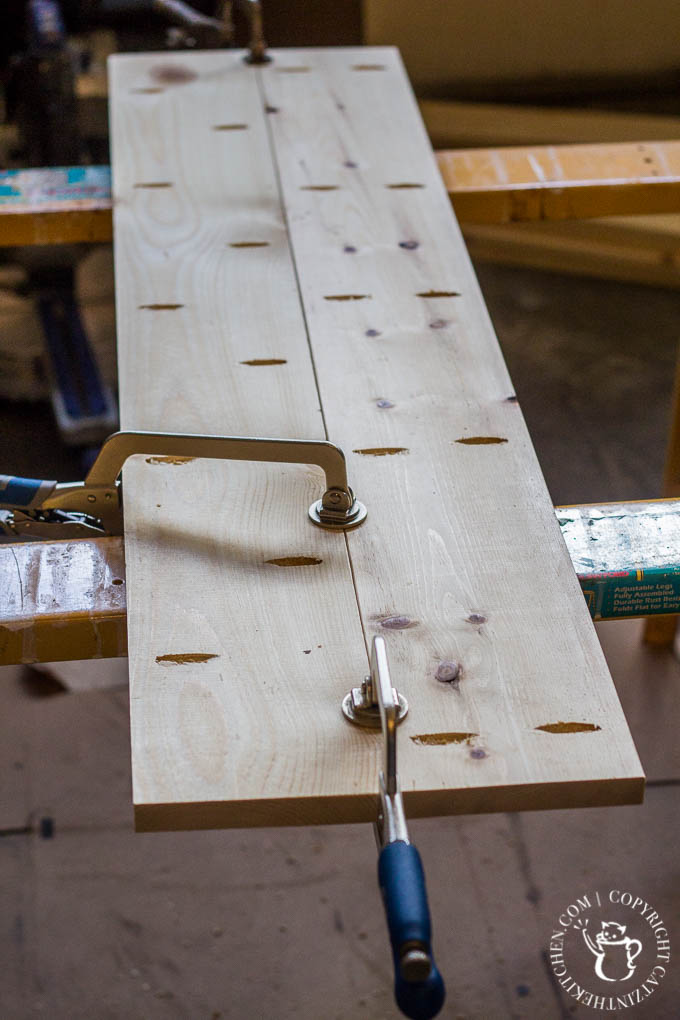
xmin=0 ymin=430 xmax=367 ymax=540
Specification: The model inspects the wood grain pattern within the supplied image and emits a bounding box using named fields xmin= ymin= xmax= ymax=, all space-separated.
xmin=109 ymin=47 xmax=643 ymax=830
xmin=109 ymin=50 xmax=372 ymax=830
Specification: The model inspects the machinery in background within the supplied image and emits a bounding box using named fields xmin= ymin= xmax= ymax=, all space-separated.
xmin=3 ymin=0 xmax=118 ymax=448
xmin=0 ymin=0 xmax=265 ymax=452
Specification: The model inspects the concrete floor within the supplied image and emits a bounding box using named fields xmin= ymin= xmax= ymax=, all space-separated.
xmin=1 ymin=257 xmax=679 ymax=1019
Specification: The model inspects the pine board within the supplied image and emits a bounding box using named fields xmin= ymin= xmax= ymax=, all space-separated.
xmin=109 ymin=47 xmax=643 ymax=830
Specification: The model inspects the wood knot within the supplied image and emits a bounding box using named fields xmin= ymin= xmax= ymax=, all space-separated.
xmin=435 ymin=661 xmax=460 ymax=684
xmin=380 ymin=615 xmax=415 ymax=630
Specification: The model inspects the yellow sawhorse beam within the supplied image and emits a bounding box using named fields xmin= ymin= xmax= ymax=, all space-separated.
xmin=437 ymin=140 xmax=680 ymax=224
xmin=4 ymin=498 xmax=680 ymax=667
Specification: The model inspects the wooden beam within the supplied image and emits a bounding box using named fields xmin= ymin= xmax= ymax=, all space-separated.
xmin=438 ymin=141 xmax=680 ymax=224
xmin=108 ymin=47 xmax=642 ymax=830
xmin=0 ymin=167 xmax=112 ymax=246
xmin=110 ymin=48 xmax=368 ymax=831
xmin=420 ymin=102 xmax=680 ymax=290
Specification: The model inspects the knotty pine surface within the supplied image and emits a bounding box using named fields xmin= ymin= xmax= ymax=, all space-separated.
xmin=1 ymin=48 xmax=679 ymax=1017
xmin=109 ymin=48 xmax=641 ymax=829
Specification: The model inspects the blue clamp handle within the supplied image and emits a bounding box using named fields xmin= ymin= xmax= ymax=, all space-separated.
xmin=0 ymin=475 xmax=56 ymax=511
xmin=378 ymin=841 xmax=446 ymax=1020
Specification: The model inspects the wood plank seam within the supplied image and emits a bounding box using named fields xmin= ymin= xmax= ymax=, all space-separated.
xmin=257 ymin=48 xmax=643 ymax=819
xmin=252 ymin=65 xmax=371 ymax=668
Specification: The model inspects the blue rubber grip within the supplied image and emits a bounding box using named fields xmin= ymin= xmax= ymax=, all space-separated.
xmin=378 ymin=842 xmax=446 ymax=1020
xmin=0 ymin=475 xmax=52 ymax=510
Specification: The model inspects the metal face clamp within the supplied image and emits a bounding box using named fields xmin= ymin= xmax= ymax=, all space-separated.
xmin=345 ymin=636 xmax=445 ymax=1020
xmin=0 ymin=431 xmax=367 ymax=539
xmin=341 ymin=635 xmax=408 ymax=728
xmin=372 ymin=637 xmax=410 ymax=846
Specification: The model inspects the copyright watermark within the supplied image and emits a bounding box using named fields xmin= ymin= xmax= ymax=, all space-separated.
xmin=548 ymin=889 xmax=671 ymax=1009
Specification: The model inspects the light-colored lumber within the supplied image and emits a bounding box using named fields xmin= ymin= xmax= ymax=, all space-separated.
xmin=0 ymin=204 xmax=112 ymax=247
xmin=438 ymin=140 xmax=680 ymax=224
xmin=109 ymin=47 xmax=643 ymax=831
xmin=109 ymin=49 xmax=369 ymax=831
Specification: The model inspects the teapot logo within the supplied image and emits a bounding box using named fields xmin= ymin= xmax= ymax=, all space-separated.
xmin=578 ymin=920 xmax=642 ymax=982
xmin=548 ymin=889 xmax=671 ymax=1009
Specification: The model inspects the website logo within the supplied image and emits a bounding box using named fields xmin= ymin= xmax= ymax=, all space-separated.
xmin=548 ymin=889 xmax=670 ymax=1009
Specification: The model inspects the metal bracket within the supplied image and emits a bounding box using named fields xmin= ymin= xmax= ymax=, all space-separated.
xmin=236 ymin=0 xmax=270 ymax=64
xmin=341 ymin=634 xmax=408 ymax=729
xmin=366 ymin=634 xmax=446 ymax=1011
xmin=344 ymin=635 xmax=410 ymax=844
xmin=342 ymin=637 xmax=409 ymax=840
xmin=41 ymin=430 xmax=366 ymax=535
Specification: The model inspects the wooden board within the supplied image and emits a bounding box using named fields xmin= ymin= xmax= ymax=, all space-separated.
xmin=0 ymin=167 xmax=112 ymax=247
xmin=438 ymin=141 xmax=680 ymax=224
xmin=108 ymin=47 xmax=643 ymax=831
xmin=418 ymin=100 xmax=680 ymax=289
